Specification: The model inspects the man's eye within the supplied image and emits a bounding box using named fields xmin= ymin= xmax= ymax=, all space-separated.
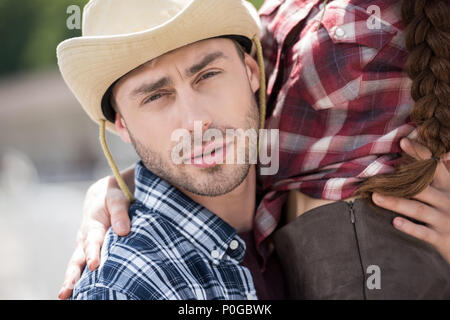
xmin=198 ymin=71 xmax=220 ymax=82
xmin=145 ymin=93 xmax=165 ymax=104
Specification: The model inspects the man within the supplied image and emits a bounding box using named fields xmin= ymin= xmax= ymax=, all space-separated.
xmin=57 ymin=0 xmax=274 ymax=299
xmin=59 ymin=0 xmax=450 ymax=299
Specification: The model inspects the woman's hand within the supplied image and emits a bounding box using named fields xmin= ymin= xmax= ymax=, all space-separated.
xmin=58 ymin=168 xmax=134 ymax=300
xmin=373 ymin=138 xmax=450 ymax=263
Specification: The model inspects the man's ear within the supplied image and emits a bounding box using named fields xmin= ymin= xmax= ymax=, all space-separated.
xmin=114 ymin=112 xmax=132 ymax=143
xmin=243 ymin=53 xmax=260 ymax=93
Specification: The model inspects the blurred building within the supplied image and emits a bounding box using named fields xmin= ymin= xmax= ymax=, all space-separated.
xmin=0 ymin=68 xmax=138 ymax=183
xmin=0 ymin=69 xmax=137 ymax=299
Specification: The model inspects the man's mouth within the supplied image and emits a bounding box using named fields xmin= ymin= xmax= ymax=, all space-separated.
xmin=188 ymin=141 xmax=231 ymax=168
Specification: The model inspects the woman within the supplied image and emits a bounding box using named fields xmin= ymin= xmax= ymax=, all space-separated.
xmin=261 ymin=0 xmax=450 ymax=299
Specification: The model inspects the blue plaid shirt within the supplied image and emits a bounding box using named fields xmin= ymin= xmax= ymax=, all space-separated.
xmin=72 ymin=161 xmax=257 ymax=300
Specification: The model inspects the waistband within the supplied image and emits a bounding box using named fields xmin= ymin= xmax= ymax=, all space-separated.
xmin=286 ymin=190 xmax=360 ymax=223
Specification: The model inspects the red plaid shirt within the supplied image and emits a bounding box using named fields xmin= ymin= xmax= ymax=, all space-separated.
xmin=254 ymin=0 xmax=416 ymax=259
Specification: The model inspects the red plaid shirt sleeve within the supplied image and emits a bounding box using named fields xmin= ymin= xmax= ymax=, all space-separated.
xmin=254 ymin=0 xmax=416 ymax=260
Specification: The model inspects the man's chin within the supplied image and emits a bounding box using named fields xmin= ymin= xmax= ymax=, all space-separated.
xmin=175 ymin=163 xmax=250 ymax=197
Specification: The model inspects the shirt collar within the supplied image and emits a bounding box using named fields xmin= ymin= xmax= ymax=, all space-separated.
xmin=134 ymin=161 xmax=246 ymax=263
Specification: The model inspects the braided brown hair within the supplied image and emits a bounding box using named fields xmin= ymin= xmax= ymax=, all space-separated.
xmin=357 ymin=0 xmax=450 ymax=198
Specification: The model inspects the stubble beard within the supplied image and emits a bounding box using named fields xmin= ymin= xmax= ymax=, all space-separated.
xmin=128 ymin=96 xmax=259 ymax=197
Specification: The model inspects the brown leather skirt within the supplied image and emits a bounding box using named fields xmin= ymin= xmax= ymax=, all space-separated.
xmin=273 ymin=199 xmax=450 ymax=299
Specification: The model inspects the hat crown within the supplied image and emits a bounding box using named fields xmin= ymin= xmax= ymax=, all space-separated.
xmin=83 ymin=0 xmax=191 ymax=36
xmin=57 ymin=0 xmax=263 ymax=134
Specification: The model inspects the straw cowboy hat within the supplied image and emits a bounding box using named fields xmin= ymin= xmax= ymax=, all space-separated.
xmin=57 ymin=0 xmax=267 ymax=201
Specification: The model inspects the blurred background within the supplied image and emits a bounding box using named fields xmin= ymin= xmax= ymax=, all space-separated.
xmin=0 ymin=0 xmax=264 ymax=299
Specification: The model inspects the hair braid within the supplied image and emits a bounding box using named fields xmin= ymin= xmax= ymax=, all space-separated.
xmin=357 ymin=0 xmax=450 ymax=198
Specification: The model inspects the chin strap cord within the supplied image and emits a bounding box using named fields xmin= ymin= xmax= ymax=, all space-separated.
xmin=252 ymin=35 xmax=266 ymax=155
xmin=253 ymin=35 xmax=266 ymax=132
xmin=99 ymin=119 xmax=135 ymax=202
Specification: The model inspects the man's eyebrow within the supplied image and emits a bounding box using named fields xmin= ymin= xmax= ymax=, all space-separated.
xmin=186 ymin=51 xmax=227 ymax=77
xmin=129 ymin=51 xmax=226 ymax=98
xmin=130 ymin=77 xmax=171 ymax=98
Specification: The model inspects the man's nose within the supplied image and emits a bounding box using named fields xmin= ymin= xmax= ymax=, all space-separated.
xmin=178 ymin=92 xmax=213 ymax=134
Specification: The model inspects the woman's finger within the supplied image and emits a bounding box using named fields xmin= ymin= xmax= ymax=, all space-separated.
xmin=372 ymin=193 xmax=440 ymax=226
xmin=106 ymin=188 xmax=131 ymax=236
xmin=400 ymin=138 xmax=431 ymax=160
xmin=400 ymin=138 xmax=450 ymax=191
xmin=393 ymin=216 xmax=440 ymax=247
xmin=412 ymin=186 xmax=450 ymax=215
xmin=83 ymin=223 xmax=108 ymax=271
xmin=58 ymin=243 xmax=85 ymax=300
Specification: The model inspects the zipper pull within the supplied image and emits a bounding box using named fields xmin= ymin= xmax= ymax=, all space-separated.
xmin=348 ymin=201 xmax=355 ymax=224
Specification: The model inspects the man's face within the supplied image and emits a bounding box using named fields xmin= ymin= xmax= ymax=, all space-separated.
xmin=112 ymin=38 xmax=260 ymax=196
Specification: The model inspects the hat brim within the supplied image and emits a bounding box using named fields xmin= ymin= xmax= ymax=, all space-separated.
xmin=57 ymin=0 xmax=261 ymax=134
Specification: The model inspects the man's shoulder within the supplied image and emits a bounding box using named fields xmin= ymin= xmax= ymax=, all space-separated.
xmin=71 ymin=274 xmax=142 ymax=300
xmin=72 ymin=202 xmax=201 ymax=300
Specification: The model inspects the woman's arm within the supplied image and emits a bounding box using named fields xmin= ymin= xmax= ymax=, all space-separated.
xmin=58 ymin=165 xmax=135 ymax=300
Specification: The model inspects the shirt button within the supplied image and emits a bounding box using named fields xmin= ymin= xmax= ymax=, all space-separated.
xmin=229 ymin=240 xmax=239 ymax=250
xmin=246 ymin=293 xmax=257 ymax=300
xmin=210 ymin=250 xmax=220 ymax=259
xmin=335 ymin=27 xmax=346 ymax=38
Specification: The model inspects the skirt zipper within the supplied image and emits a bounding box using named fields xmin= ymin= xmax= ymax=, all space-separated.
xmin=347 ymin=200 xmax=367 ymax=300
